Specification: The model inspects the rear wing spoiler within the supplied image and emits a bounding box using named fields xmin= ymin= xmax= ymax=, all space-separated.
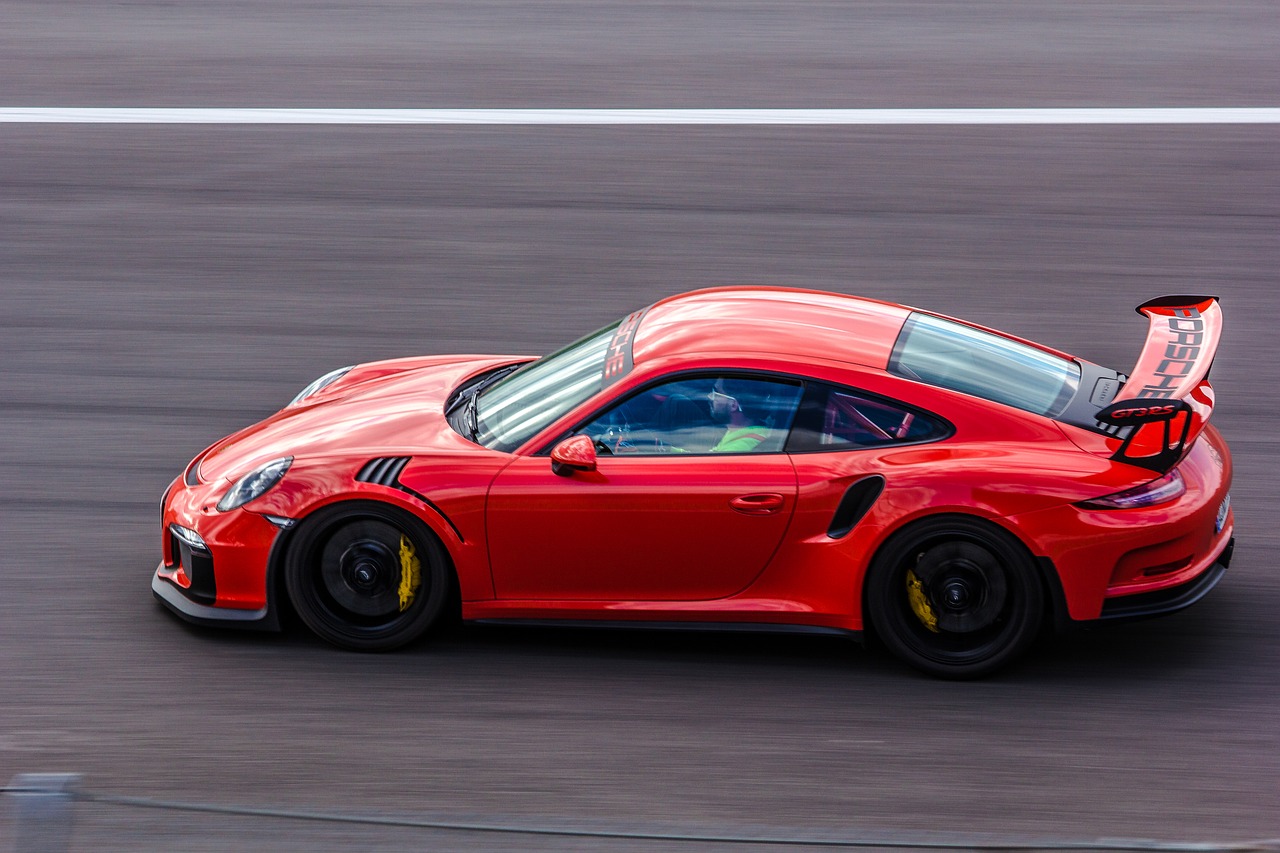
xmin=1095 ymin=295 xmax=1222 ymax=473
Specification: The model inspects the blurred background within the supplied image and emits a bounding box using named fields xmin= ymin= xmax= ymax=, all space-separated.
xmin=1 ymin=2 xmax=1277 ymax=850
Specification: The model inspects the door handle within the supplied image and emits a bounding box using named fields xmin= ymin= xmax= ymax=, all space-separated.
xmin=729 ymin=493 xmax=785 ymax=515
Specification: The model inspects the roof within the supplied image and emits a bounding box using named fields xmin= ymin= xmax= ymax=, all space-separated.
xmin=631 ymin=287 xmax=912 ymax=370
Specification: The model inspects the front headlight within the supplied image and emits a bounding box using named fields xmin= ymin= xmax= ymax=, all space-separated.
xmin=217 ymin=457 xmax=293 ymax=512
xmin=290 ymin=365 xmax=354 ymax=406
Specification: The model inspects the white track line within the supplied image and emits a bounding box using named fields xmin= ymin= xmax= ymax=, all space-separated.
xmin=1 ymin=108 xmax=1278 ymax=124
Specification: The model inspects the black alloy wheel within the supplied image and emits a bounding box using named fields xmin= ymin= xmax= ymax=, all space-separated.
xmin=284 ymin=502 xmax=450 ymax=651
xmin=865 ymin=516 xmax=1044 ymax=679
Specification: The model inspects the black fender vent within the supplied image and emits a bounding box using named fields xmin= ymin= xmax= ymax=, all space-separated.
xmin=356 ymin=456 xmax=411 ymax=487
xmin=827 ymin=475 xmax=885 ymax=539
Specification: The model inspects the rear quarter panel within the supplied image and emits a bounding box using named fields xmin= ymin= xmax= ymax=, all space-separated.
xmin=742 ymin=377 xmax=1157 ymax=629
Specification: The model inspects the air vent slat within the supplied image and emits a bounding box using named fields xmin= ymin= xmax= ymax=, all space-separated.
xmin=372 ymin=457 xmax=396 ymax=484
xmin=384 ymin=457 xmax=409 ymax=484
xmin=356 ymin=456 xmax=411 ymax=487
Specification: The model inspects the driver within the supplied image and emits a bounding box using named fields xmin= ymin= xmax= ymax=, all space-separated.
xmin=708 ymin=378 xmax=771 ymax=452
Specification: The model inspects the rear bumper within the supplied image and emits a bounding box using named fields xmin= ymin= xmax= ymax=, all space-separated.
xmin=1095 ymin=537 xmax=1233 ymax=622
xmin=1009 ymin=427 xmax=1233 ymax=621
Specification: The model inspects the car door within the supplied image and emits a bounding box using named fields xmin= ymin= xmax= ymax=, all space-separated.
xmin=485 ymin=374 xmax=804 ymax=601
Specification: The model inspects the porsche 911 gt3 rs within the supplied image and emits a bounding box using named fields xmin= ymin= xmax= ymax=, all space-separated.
xmin=154 ymin=288 xmax=1233 ymax=677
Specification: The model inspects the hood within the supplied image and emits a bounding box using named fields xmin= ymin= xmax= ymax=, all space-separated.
xmin=196 ymin=355 xmax=519 ymax=482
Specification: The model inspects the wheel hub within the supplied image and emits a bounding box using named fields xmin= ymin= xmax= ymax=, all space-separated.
xmin=910 ymin=544 xmax=1008 ymax=634
xmin=341 ymin=542 xmax=394 ymax=592
xmin=319 ymin=530 xmax=405 ymax=618
xmin=351 ymin=560 xmax=379 ymax=589
xmin=941 ymin=578 xmax=972 ymax=609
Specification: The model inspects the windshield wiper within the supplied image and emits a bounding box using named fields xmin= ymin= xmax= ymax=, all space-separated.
xmin=446 ymin=364 xmax=521 ymax=417
xmin=464 ymin=390 xmax=482 ymax=441
xmin=462 ymin=364 xmax=525 ymax=442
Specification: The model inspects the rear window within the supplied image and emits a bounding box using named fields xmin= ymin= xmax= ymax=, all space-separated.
xmin=888 ymin=313 xmax=1080 ymax=418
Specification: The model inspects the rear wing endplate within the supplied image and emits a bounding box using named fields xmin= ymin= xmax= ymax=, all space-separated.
xmin=1095 ymin=295 xmax=1221 ymax=473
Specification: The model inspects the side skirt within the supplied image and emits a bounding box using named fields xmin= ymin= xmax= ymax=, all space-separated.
xmin=469 ymin=618 xmax=862 ymax=642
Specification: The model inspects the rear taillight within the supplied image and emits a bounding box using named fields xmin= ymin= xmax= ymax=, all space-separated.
xmin=1079 ymin=468 xmax=1185 ymax=510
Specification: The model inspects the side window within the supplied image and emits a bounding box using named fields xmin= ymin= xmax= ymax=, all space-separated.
xmin=580 ymin=375 xmax=803 ymax=456
xmin=787 ymin=384 xmax=949 ymax=452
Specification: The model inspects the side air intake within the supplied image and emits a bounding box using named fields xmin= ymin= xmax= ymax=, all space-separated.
xmin=827 ymin=476 xmax=885 ymax=539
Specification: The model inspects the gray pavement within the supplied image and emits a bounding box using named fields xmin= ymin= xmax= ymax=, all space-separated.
xmin=1 ymin=2 xmax=1278 ymax=850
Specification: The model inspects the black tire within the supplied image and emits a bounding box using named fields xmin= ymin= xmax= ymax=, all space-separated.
xmin=284 ymin=502 xmax=450 ymax=651
xmin=865 ymin=516 xmax=1044 ymax=679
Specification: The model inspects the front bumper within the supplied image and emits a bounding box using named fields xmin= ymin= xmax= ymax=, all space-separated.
xmin=152 ymin=567 xmax=274 ymax=629
xmin=154 ymin=472 xmax=287 ymax=630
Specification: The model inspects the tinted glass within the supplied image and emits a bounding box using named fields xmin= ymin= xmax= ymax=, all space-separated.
xmin=475 ymin=322 xmax=618 ymax=452
xmin=580 ymin=375 xmax=803 ymax=456
xmin=888 ymin=313 xmax=1079 ymax=418
xmin=787 ymin=384 xmax=949 ymax=452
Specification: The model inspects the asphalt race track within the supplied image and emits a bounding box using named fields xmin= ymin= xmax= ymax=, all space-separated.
xmin=1 ymin=3 xmax=1278 ymax=851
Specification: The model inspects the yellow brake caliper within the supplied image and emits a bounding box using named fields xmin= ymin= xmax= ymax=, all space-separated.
xmin=905 ymin=569 xmax=939 ymax=633
xmin=397 ymin=535 xmax=421 ymax=612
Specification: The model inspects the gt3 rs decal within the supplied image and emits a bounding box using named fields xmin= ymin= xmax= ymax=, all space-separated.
xmin=602 ymin=308 xmax=649 ymax=386
xmin=1096 ymin=400 xmax=1184 ymax=425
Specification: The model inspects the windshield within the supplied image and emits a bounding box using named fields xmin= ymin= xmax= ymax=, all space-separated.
xmin=888 ymin=313 xmax=1080 ymax=418
xmin=473 ymin=321 xmax=620 ymax=452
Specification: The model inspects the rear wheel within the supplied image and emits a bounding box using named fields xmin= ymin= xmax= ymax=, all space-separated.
xmin=285 ymin=502 xmax=450 ymax=651
xmin=865 ymin=517 xmax=1044 ymax=679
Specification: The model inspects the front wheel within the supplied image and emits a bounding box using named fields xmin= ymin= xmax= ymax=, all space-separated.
xmin=865 ymin=517 xmax=1044 ymax=679
xmin=284 ymin=502 xmax=450 ymax=651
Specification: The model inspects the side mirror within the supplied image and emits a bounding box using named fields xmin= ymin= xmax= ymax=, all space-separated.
xmin=550 ymin=434 xmax=597 ymax=476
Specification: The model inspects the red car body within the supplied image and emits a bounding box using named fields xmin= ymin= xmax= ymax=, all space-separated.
xmin=155 ymin=288 xmax=1234 ymax=677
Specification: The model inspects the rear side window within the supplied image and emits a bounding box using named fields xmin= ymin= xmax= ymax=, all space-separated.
xmin=888 ymin=313 xmax=1080 ymax=418
xmin=787 ymin=384 xmax=949 ymax=452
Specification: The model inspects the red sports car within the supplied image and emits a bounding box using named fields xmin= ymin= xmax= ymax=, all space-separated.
xmin=155 ymin=287 xmax=1233 ymax=677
